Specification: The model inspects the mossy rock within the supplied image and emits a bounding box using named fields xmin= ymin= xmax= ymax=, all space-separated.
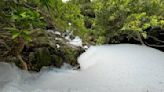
xmin=59 ymin=44 xmax=85 ymax=66
xmin=1 ymin=29 xmax=85 ymax=71
xmin=29 ymin=47 xmax=52 ymax=71
xmin=51 ymin=55 xmax=63 ymax=67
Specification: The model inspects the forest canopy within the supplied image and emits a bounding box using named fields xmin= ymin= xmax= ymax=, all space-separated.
xmin=0 ymin=0 xmax=164 ymax=44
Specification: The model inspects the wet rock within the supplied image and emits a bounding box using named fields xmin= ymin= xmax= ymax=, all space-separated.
xmin=29 ymin=48 xmax=51 ymax=71
xmin=27 ymin=30 xmax=84 ymax=71
xmin=1 ymin=29 xmax=85 ymax=71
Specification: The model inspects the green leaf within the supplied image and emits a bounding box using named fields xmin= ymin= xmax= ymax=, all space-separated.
xmin=142 ymin=23 xmax=150 ymax=30
xmin=11 ymin=15 xmax=19 ymax=20
xmin=20 ymin=12 xmax=27 ymax=18
xmin=12 ymin=32 xmax=20 ymax=39
xmin=22 ymin=30 xmax=30 ymax=35
xmin=142 ymin=32 xmax=147 ymax=39
xmin=24 ymin=35 xmax=32 ymax=41
xmin=21 ymin=32 xmax=32 ymax=41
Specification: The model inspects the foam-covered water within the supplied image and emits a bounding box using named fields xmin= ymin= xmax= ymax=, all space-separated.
xmin=1 ymin=44 xmax=164 ymax=92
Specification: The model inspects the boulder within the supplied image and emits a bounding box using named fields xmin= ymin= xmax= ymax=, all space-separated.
xmin=24 ymin=29 xmax=85 ymax=71
xmin=1 ymin=29 xmax=85 ymax=71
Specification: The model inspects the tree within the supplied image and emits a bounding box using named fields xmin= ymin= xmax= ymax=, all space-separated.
xmin=93 ymin=0 xmax=164 ymax=44
xmin=2 ymin=0 xmax=45 ymax=70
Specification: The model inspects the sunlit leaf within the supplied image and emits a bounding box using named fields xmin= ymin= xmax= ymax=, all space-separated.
xmin=12 ymin=32 xmax=20 ymax=39
xmin=20 ymin=12 xmax=27 ymax=18
xmin=22 ymin=30 xmax=30 ymax=35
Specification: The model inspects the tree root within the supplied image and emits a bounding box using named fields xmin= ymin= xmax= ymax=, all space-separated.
xmin=17 ymin=55 xmax=28 ymax=70
xmin=144 ymin=42 xmax=164 ymax=48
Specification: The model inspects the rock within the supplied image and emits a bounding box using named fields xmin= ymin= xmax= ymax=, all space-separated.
xmin=28 ymin=48 xmax=49 ymax=71
xmin=51 ymin=55 xmax=63 ymax=67
xmin=29 ymin=47 xmax=51 ymax=71
xmin=1 ymin=28 xmax=85 ymax=71
xmin=26 ymin=29 xmax=84 ymax=71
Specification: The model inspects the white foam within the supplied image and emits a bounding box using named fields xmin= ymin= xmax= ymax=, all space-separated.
xmin=69 ymin=36 xmax=82 ymax=46
xmin=1 ymin=44 xmax=164 ymax=92
xmin=62 ymin=0 xmax=69 ymax=3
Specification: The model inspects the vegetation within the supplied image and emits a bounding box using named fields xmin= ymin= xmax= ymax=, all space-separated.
xmin=0 ymin=0 xmax=164 ymax=70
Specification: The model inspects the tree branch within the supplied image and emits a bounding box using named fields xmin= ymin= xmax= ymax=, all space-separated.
xmin=144 ymin=42 xmax=164 ymax=48
xmin=147 ymin=35 xmax=164 ymax=43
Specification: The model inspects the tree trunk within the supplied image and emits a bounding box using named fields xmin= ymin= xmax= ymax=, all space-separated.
xmin=136 ymin=32 xmax=145 ymax=45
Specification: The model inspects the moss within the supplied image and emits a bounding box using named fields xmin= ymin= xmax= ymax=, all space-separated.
xmin=29 ymin=47 xmax=51 ymax=71
xmin=52 ymin=55 xmax=63 ymax=67
xmin=60 ymin=45 xmax=84 ymax=66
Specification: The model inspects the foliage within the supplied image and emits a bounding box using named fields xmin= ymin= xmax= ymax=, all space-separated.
xmin=37 ymin=0 xmax=87 ymax=38
xmin=93 ymin=0 xmax=164 ymax=43
xmin=39 ymin=0 xmax=51 ymax=10
xmin=2 ymin=0 xmax=45 ymax=42
xmin=0 ymin=0 xmax=46 ymax=70
xmin=1 ymin=0 xmax=164 ymax=45
xmin=122 ymin=13 xmax=164 ymax=39
xmin=10 ymin=9 xmax=44 ymax=41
